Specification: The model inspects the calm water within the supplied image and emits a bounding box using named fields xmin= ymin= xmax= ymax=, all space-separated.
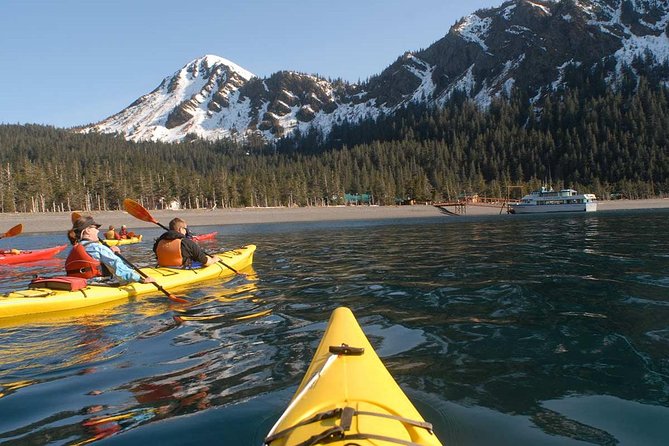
xmin=0 ymin=210 xmax=668 ymax=445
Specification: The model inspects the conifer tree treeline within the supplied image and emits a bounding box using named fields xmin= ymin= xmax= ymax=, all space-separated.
xmin=1 ymin=74 xmax=667 ymax=213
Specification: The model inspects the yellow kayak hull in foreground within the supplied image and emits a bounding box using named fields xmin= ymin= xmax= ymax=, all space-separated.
xmin=0 ymin=245 xmax=255 ymax=319
xmin=265 ymin=306 xmax=442 ymax=446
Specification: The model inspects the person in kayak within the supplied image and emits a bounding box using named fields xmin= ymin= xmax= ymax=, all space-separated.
xmin=153 ymin=217 xmax=219 ymax=268
xmin=118 ymin=225 xmax=130 ymax=239
xmin=104 ymin=225 xmax=120 ymax=240
xmin=65 ymin=216 xmax=156 ymax=285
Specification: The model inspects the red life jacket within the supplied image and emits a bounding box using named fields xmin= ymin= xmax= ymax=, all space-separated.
xmin=65 ymin=243 xmax=104 ymax=278
xmin=155 ymin=238 xmax=183 ymax=267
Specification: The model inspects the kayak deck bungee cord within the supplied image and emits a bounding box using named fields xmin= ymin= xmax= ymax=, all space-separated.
xmin=265 ymin=306 xmax=443 ymax=446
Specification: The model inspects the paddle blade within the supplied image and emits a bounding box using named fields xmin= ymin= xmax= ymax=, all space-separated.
xmin=123 ymin=199 xmax=158 ymax=224
xmin=71 ymin=212 xmax=82 ymax=224
xmin=2 ymin=224 xmax=23 ymax=239
xmin=168 ymin=293 xmax=189 ymax=304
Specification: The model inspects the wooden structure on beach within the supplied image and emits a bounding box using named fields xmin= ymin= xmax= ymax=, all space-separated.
xmin=433 ymin=197 xmax=520 ymax=215
xmin=433 ymin=200 xmax=467 ymax=215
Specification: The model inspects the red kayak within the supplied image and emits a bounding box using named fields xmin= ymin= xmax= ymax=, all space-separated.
xmin=0 ymin=245 xmax=67 ymax=265
xmin=192 ymin=231 xmax=217 ymax=241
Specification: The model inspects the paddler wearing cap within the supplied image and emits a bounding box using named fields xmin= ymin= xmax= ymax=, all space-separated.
xmin=64 ymin=216 xmax=156 ymax=285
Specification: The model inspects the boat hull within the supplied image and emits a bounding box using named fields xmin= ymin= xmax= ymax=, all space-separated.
xmin=0 ymin=245 xmax=255 ymax=319
xmin=103 ymin=235 xmax=143 ymax=246
xmin=509 ymin=202 xmax=597 ymax=214
xmin=192 ymin=231 xmax=217 ymax=241
xmin=0 ymin=245 xmax=67 ymax=265
xmin=265 ymin=307 xmax=442 ymax=446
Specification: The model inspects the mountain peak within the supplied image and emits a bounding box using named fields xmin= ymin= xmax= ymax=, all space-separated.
xmin=81 ymin=0 xmax=669 ymax=144
xmin=192 ymin=54 xmax=256 ymax=81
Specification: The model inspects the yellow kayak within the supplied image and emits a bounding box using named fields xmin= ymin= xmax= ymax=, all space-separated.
xmin=265 ymin=307 xmax=443 ymax=446
xmin=0 ymin=245 xmax=255 ymax=320
xmin=103 ymin=235 xmax=143 ymax=246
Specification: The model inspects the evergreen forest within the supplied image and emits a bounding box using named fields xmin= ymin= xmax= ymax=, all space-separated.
xmin=1 ymin=73 xmax=668 ymax=213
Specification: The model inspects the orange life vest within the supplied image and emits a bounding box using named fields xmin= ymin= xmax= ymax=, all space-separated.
xmin=155 ymin=238 xmax=183 ymax=267
xmin=65 ymin=243 xmax=104 ymax=278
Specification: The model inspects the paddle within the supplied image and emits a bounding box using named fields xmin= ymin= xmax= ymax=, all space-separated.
xmin=99 ymin=238 xmax=188 ymax=303
xmin=70 ymin=213 xmax=188 ymax=303
xmin=0 ymin=224 xmax=23 ymax=240
xmin=123 ymin=198 xmax=245 ymax=276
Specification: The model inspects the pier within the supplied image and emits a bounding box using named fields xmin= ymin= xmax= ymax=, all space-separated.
xmin=433 ymin=197 xmax=520 ymax=215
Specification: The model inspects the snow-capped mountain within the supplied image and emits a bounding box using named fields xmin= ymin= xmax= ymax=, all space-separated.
xmin=81 ymin=0 xmax=669 ymax=144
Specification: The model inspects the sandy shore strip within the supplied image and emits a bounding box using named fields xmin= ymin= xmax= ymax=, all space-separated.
xmin=0 ymin=199 xmax=668 ymax=234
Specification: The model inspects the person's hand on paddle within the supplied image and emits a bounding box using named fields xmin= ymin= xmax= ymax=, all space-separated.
xmin=110 ymin=245 xmax=121 ymax=254
xmin=141 ymin=276 xmax=156 ymax=284
xmin=204 ymin=255 xmax=220 ymax=266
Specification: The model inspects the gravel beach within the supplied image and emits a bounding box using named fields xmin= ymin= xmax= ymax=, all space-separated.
xmin=0 ymin=199 xmax=667 ymax=234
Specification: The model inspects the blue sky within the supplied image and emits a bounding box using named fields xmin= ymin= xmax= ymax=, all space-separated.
xmin=1 ymin=0 xmax=501 ymax=128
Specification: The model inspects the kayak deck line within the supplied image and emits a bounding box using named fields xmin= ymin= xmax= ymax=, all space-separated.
xmin=265 ymin=396 xmax=435 ymax=445
xmin=265 ymin=372 xmax=435 ymax=445
xmin=265 ymin=307 xmax=443 ymax=446
xmin=267 ymin=354 xmax=339 ymax=438
xmin=5 ymin=288 xmax=89 ymax=299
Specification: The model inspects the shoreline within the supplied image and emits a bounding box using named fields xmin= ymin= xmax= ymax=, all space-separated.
xmin=0 ymin=199 xmax=667 ymax=234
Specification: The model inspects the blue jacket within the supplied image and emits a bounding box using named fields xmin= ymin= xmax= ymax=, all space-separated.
xmin=81 ymin=240 xmax=141 ymax=283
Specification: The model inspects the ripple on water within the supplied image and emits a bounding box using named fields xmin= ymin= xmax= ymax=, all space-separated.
xmin=1 ymin=212 xmax=668 ymax=444
xmin=622 ymin=296 xmax=669 ymax=307
xmin=646 ymin=329 xmax=669 ymax=345
xmin=542 ymin=394 xmax=669 ymax=446
xmin=363 ymin=323 xmax=428 ymax=357
xmin=631 ymin=274 xmax=669 ymax=288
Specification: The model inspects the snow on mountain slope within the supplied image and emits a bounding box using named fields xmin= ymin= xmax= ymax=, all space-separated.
xmin=81 ymin=0 xmax=669 ymax=145
xmin=83 ymin=55 xmax=256 ymax=142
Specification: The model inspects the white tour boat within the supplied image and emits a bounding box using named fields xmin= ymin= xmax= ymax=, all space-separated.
xmin=508 ymin=187 xmax=597 ymax=214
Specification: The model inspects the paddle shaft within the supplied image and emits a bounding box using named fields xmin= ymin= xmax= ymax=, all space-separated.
xmin=97 ymin=237 xmax=186 ymax=303
xmin=123 ymin=199 xmax=244 ymax=275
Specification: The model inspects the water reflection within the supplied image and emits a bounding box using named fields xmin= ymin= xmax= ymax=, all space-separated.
xmin=0 ymin=247 xmax=262 ymax=444
xmin=0 ymin=212 xmax=668 ymax=444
